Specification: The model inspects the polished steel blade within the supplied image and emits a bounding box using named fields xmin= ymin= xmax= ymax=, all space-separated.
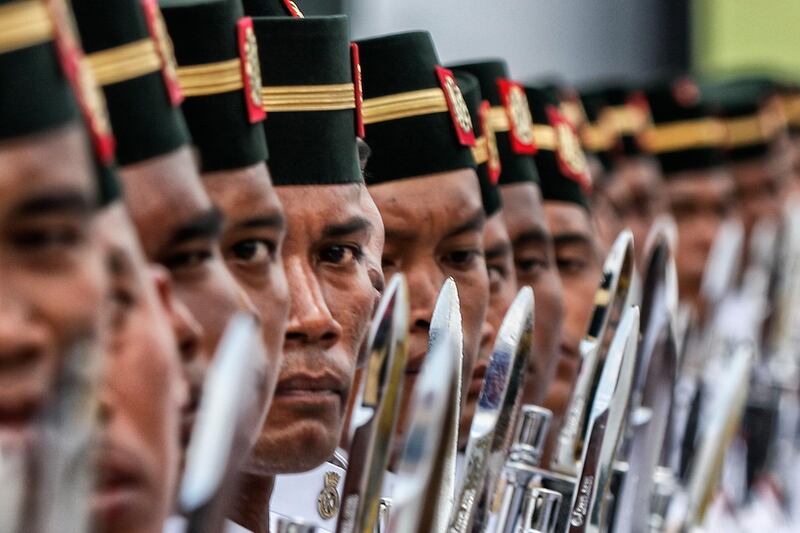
xmin=567 ymin=306 xmax=639 ymax=533
xmin=180 ymin=313 xmax=268 ymax=533
xmin=683 ymin=343 xmax=753 ymax=527
xmin=337 ymin=274 xmax=405 ymax=533
xmin=418 ymin=278 xmax=464 ymax=531
xmin=552 ymin=230 xmax=635 ymax=476
xmin=448 ymin=287 xmax=534 ymax=533
xmin=699 ymin=218 xmax=744 ymax=309
xmin=355 ymin=276 xmax=409 ymax=533
xmin=389 ymin=329 xmax=455 ymax=533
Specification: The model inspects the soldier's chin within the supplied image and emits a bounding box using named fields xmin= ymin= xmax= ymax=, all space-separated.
xmin=243 ymin=419 xmax=340 ymax=475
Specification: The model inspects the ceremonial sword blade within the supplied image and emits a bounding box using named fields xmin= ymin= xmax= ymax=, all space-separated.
xmin=448 ymin=287 xmax=534 ymax=533
xmin=179 ymin=313 xmax=267 ymax=533
xmin=699 ymin=218 xmax=744 ymax=309
xmin=567 ymin=306 xmax=639 ymax=533
xmin=552 ymin=230 xmax=635 ymax=476
xmin=353 ymin=276 xmax=410 ymax=533
xmin=389 ymin=329 xmax=456 ymax=533
xmin=336 ymin=274 xmax=406 ymax=533
xmin=418 ymin=278 xmax=464 ymax=532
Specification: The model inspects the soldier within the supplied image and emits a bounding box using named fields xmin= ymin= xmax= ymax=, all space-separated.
xmin=641 ymin=76 xmax=735 ymax=312
xmin=585 ymin=84 xmax=667 ymax=268
xmin=71 ymin=0 xmax=254 ymax=459
xmin=704 ymin=78 xmax=791 ymax=244
xmin=235 ymin=14 xmax=383 ymax=532
xmin=0 ymin=0 xmax=108 ymax=450
xmin=159 ymin=0 xmax=291 ymax=489
xmin=356 ymin=33 xmax=492 ymax=461
xmin=451 ymin=60 xmax=565 ymax=409
xmin=523 ymin=84 xmax=603 ymax=437
xmin=453 ymin=71 xmax=514 ymax=445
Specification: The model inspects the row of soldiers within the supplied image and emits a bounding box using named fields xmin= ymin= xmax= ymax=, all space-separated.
xmin=1 ymin=0 xmax=800 ymax=531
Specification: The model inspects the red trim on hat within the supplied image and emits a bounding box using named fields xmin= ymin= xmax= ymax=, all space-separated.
xmin=142 ymin=0 xmax=184 ymax=107
xmin=479 ymin=100 xmax=501 ymax=184
xmin=497 ymin=77 xmax=537 ymax=155
xmin=435 ymin=66 xmax=476 ymax=147
xmin=351 ymin=43 xmax=365 ymax=139
xmin=238 ymin=17 xmax=266 ymax=124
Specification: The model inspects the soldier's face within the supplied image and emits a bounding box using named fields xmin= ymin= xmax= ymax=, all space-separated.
xmin=500 ymin=183 xmax=563 ymax=406
xmin=665 ymin=168 xmax=735 ymax=307
xmin=370 ymin=169 xmax=489 ymax=456
xmin=542 ymin=200 xmax=603 ymax=419
xmin=202 ymin=163 xmax=290 ymax=474
xmin=92 ymin=205 xmax=184 ymax=533
xmin=0 ymin=123 xmax=105 ymax=444
xmin=259 ymin=183 xmax=379 ymax=473
xmin=460 ymin=211 xmax=516 ymax=447
xmin=604 ymin=156 xmax=665 ymax=267
xmin=731 ymin=141 xmax=791 ymax=241
xmin=120 ymin=145 xmax=257 ymax=454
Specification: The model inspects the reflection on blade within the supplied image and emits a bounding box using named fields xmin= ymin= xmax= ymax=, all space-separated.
xmin=35 ymin=339 xmax=103 ymax=533
xmin=389 ymin=329 xmax=455 ymax=533
xmin=337 ymin=274 xmax=406 ymax=533
xmin=356 ymin=276 xmax=409 ymax=533
xmin=418 ymin=278 xmax=464 ymax=531
xmin=553 ymin=230 xmax=634 ymax=476
xmin=448 ymin=287 xmax=534 ymax=533
xmin=683 ymin=344 xmax=753 ymax=527
xmin=568 ymin=306 xmax=639 ymax=533
xmin=179 ymin=313 xmax=268 ymax=533
xmin=0 ymin=446 xmax=24 ymax=533
xmin=699 ymin=218 xmax=743 ymax=308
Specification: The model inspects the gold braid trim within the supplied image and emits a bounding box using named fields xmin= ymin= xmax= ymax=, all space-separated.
xmin=605 ymin=104 xmax=649 ymax=135
xmin=581 ymin=123 xmax=616 ymax=152
xmin=177 ymin=58 xmax=242 ymax=96
xmin=262 ymin=83 xmax=355 ymax=112
xmin=362 ymin=88 xmax=447 ymax=124
xmin=781 ymin=95 xmax=800 ymax=127
xmin=488 ymin=106 xmax=510 ymax=132
xmin=472 ymin=135 xmax=488 ymax=164
xmin=639 ymin=118 xmax=727 ymax=154
xmin=87 ymin=38 xmax=161 ymax=86
xmin=531 ymin=123 xmax=557 ymax=151
xmin=0 ymin=0 xmax=53 ymax=54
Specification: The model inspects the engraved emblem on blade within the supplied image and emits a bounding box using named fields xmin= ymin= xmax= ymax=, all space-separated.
xmin=317 ymin=471 xmax=341 ymax=520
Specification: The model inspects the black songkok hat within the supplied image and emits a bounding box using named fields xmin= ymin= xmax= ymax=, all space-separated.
xmin=252 ymin=15 xmax=362 ymax=185
xmin=450 ymin=59 xmax=540 ymax=186
xmin=243 ymin=0 xmax=302 ymax=17
xmin=73 ymin=0 xmax=191 ymax=165
xmin=161 ymin=0 xmax=269 ymax=173
xmin=641 ymin=76 xmax=726 ymax=177
xmin=702 ymin=77 xmax=787 ymax=162
xmin=525 ymin=85 xmax=591 ymax=210
xmin=455 ymin=70 xmax=501 ymax=216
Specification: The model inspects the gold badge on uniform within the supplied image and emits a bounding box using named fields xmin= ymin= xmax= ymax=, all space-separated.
xmin=479 ymin=100 xmax=502 ymax=183
xmin=317 ymin=471 xmax=341 ymax=520
xmin=237 ymin=17 xmax=265 ymax=124
xmin=547 ymin=105 xmax=591 ymax=192
xmin=142 ymin=0 xmax=184 ymax=106
xmin=498 ymin=78 xmax=537 ymax=155
xmin=435 ymin=65 xmax=475 ymax=147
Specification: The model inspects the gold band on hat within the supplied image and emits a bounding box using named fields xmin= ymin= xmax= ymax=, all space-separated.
xmin=87 ymin=38 xmax=162 ymax=86
xmin=781 ymin=95 xmax=800 ymax=127
xmin=488 ymin=105 xmax=510 ymax=132
xmin=177 ymin=58 xmax=243 ymax=96
xmin=362 ymin=88 xmax=447 ymax=124
xmin=262 ymin=83 xmax=356 ymax=112
xmin=531 ymin=123 xmax=558 ymax=151
xmin=605 ymin=104 xmax=649 ymax=135
xmin=726 ymin=105 xmax=786 ymax=148
xmin=471 ymin=135 xmax=488 ymax=164
xmin=0 ymin=0 xmax=53 ymax=54
xmin=640 ymin=118 xmax=727 ymax=154
xmin=581 ymin=123 xmax=616 ymax=152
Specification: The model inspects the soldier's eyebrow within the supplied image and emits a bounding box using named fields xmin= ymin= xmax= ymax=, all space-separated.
xmin=321 ymin=216 xmax=371 ymax=239
xmin=11 ymin=189 xmax=95 ymax=218
xmin=167 ymin=207 xmax=224 ymax=246
xmin=237 ymin=212 xmax=286 ymax=232
xmin=485 ymin=241 xmax=513 ymax=261
xmin=444 ymin=208 xmax=486 ymax=239
xmin=513 ymin=228 xmax=549 ymax=247
xmin=552 ymin=232 xmax=593 ymax=248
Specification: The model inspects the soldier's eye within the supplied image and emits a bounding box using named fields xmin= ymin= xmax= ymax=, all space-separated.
xmin=442 ymin=249 xmax=481 ymax=270
xmin=319 ymin=244 xmax=363 ymax=266
xmin=162 ymin=248 xmax=213 ymax=272
xmin=230 ymin=239 xmax=274 ymax=264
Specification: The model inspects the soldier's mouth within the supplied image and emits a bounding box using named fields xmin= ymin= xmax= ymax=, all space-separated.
xmin=92 ymin=444 xmax=149 ymax=524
